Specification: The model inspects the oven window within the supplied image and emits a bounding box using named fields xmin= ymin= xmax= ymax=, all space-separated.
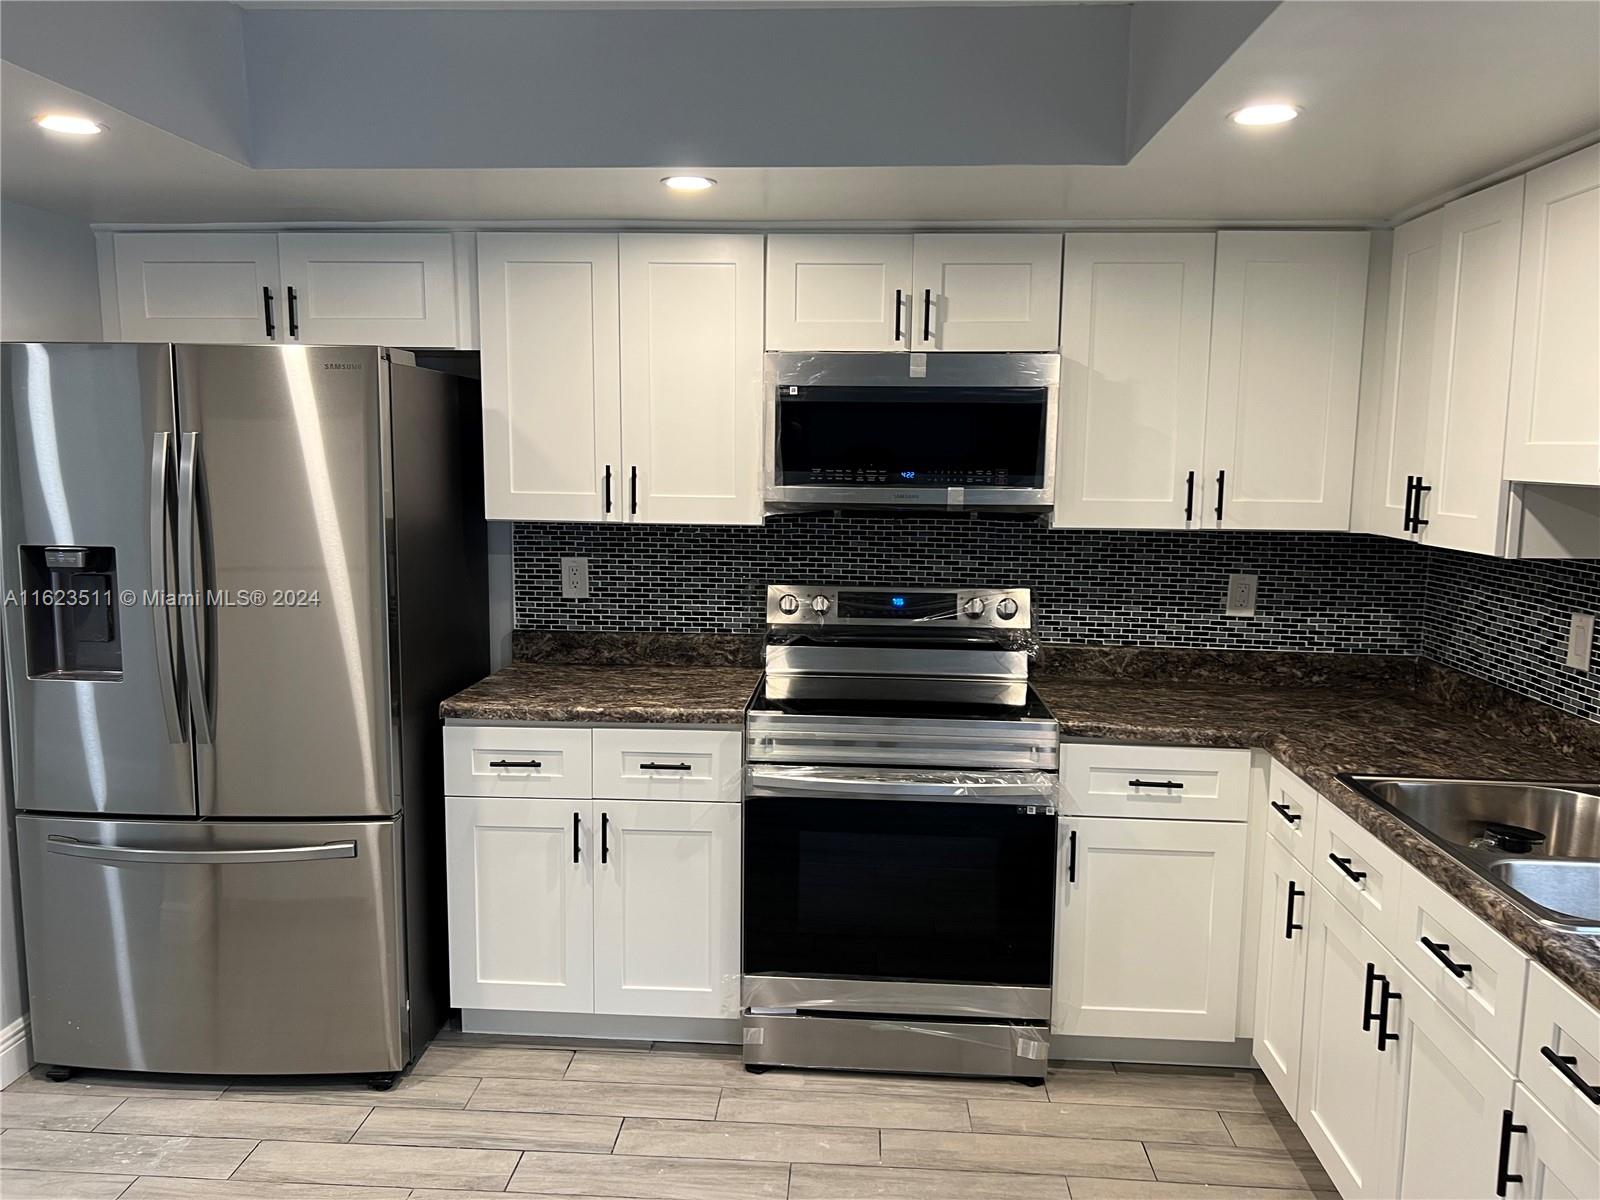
xmin=743 ymin=796 xmax=1055 ymax=987
xmin=774 ymin=387 xmax=1047 ymax=488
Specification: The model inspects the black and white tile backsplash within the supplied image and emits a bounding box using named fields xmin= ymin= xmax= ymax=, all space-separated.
xmin=511 ymin=514 xmax=1600 ymax=720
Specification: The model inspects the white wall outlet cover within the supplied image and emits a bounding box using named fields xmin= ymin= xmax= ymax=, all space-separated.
xmin=1225 ymin=573 xmax=1258 ymax=617
xmin=560 ymin=556 xmax=590 ymax=600
xmin=1568 ymin=612 xmax=1594 ymax=671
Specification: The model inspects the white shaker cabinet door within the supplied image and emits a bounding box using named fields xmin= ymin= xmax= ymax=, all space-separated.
xmin=1054 ymin=233 xmax=1216 ymax=529
xmin=446 ymin=795 xmax=594 ymax=1014
xmin=278 ymin=232 xmax=458 ymax=347
xmin=619 ymin=234 xmax=765 ymax=526
xmin=592 ymin=799 xmax=741 ymax=1019
xmin=1054 ymin=816 xmax=1246 ymax=1041
xmin=765 ymin=234 xmax=913 ymax=351
xmin=911 ymin=234 xmax=1063 ymax=351
xmin=1253 ymin=836 xmax=1313 ymax=1113
xmin=1505 ymin=1082 xmax=1600 ymax=1200
xmin=1418 ymin=176 xmax=1526 ymax=555
xmin=1203 ymin=231 xmax=1370 ymax=530
xmin=477 ymin=234 xmax=622 ymax=522
xmin=1504 ymin=145 xmax=1600 ymax=486
xmin=113 ymin=232 xmax=282 ymax=344
xmin=1366 ymin=212 xmax=1443 ymax=541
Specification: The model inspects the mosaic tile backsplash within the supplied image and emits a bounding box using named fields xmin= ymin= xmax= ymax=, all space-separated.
xmin=511 ymin=515 xmax=1600 ymax=721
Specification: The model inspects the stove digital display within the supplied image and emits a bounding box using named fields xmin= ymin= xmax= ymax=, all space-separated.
xmin=837 ymin=591 xmax=955 ymax=620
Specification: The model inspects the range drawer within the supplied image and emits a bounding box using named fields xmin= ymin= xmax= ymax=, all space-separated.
xmin=1265 ymin=761 xmax=1321 ymax=865
xmin=592 ymin=728 xmax=741 ymax=803
xmin=1062 ymin=743 xmax=1250 ymax=821
xmin=1395 ymin=867 xmax=1528 ymax=1070
xmin=1313 ymin=796 xmax=1404 ymax=950
xmin=1520 ymin=964 xmax=1600 ymax=1157
xmin=443 ymin=725 xmax=593 ymax=798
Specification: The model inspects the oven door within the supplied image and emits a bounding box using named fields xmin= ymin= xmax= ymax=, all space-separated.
xmin=742 ymin=765 xmax=1057 ymax=1020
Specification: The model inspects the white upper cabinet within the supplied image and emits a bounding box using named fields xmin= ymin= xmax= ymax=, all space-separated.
xmin=113 ymin=232 xmax=282 ymax=344
xmin=1054 ymin=233 xmax=1216 ymax=529
xmin=1366 ymin=212 xmax=1443 ymax=541
xmin=277 ymin=233 xmax=458 ymax=347
xmin=765 ymin=234 xmax=913 ymax=351
xmin=1504 ymin=145 xmax=1600 ymax=486
xmin=619 ymin=234 xmax=765 ymax=526
xmin=477 ymin=233 xmax=622 ymax=522
xmin=1419 ymin=175 xmax=1526 ymax=556
xmin=911 ymin=233 xmax=1063 ymax=351
xmin=1203 ymin=231 xmax=1371 ymax=530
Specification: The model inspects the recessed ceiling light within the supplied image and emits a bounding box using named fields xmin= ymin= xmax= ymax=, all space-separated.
xmin=1230 ymin=104 xmax=1300 ymax=127
xmin=34 ymin=113 xmax=104 ymax=136
xmin=661 ymin=175 xmax=716 ymax=192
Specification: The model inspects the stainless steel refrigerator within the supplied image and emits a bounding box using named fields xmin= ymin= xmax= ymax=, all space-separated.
xmin=1 ymin=343 xmax=487 ymax=1081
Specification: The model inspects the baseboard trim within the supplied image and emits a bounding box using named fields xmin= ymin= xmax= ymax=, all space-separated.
xmin=461 ymin=1009 xmax=739 ymax=1045
xmin=1050 ymin=1033 xmax=1257 ymax=1069
xmin=1 ymin=1014 xmax=32 ymax=1087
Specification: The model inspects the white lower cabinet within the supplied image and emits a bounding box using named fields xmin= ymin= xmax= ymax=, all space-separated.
xmin=592 ymin=800 xmax=740 ymax=1019
xmin=1054 ymin=815 xmax=1246 ymax=1041
xmin=1253 ymin=835 xmax=1312 ymax=1110
xmin=446 ymin=796 xmax=594 ymax=1014
xmin=1505 ymin=1081 xmax=1600 ymax=1200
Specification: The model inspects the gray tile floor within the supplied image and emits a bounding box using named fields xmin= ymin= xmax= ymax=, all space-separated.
xmin=0 ymin=1027 xmax=1337 ymax=1199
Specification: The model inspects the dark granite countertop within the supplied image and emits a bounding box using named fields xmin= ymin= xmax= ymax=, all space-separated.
xmin=440 ymin=661 xmax=760 ymax=725
xmin=1032 ymin=669 xmax=1600 ymax=1009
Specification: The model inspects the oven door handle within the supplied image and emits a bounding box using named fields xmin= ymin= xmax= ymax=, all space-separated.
xmin=745 ymin=765 xmax=1057 ymax=804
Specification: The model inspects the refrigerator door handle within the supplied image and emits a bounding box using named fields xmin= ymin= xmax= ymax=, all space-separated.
xmin=148 ymin=431 xmax=184 ymax=743
xmin=46 ymin=835 xmax=357 ymax=865
xmin=176 ymin=431 xmax=215 ymax=744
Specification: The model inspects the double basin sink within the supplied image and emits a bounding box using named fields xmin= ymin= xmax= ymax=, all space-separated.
xmin=1338 ymin=775 xmax=1600 ymax=933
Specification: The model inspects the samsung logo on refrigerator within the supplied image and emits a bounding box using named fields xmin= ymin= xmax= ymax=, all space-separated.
xmin=323 ymin=362 xmax=363 ymax=371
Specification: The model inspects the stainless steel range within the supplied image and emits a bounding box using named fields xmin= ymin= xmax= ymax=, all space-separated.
xmin=741 ymin=585 xmax=1059 ymax=1083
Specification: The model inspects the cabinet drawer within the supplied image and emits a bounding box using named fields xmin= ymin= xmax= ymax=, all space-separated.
xmin=1062 ymin=744 xmax=1249 ymax=820
xmin=592 ymin=728 xmax=741 ymax=803
xmin=444 ymin=726 xmax=593 ymax=798
xmin=1313 ymin=798 xmax=1404 ymax=949
xmin=1520 ymin=964 xmax=1600 ymax=1157
xmin=1265 ymin=761 xmax=1321 ymax=865
xmin=1396 ymin=868 xmax=1528 ymax=1070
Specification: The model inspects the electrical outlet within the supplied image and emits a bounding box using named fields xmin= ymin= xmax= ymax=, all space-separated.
xmin=1225 ymin=573 xmax=1258 ymax=617
xmin=560 ymin=557 xmax=590 ymax=600
xmin=1568 ymin=612 xmax=1594 ymax=671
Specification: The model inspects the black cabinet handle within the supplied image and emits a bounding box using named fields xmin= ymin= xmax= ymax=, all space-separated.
xmin=488 ymin=758 xmax=542 ymax=769
xmin=1214 ymin=469 xmax=1226 ymax=522
xmin=287 ymin=285 xmax=300 ymax=339
xmin=1329 ymin=853 xmax=1368 ymax=884
xmin=1067 ymin=828 xmax=1078 ymax=883
xmin=1185 ymin=470 xmax=1195 ymax=523
xmin=922 ymin=288 xmax=933 ymax=342
xmin=1362 ymin=962 xmax=1381 ymax=1032
xmin=1495 ymin=1108 xmax=1526 ymax=1196
xmin=1541 ymin=1045 xmax=1600 ymax=1104
xmin=1412 ymin=478 xmax=1432 ymax=530
xmin=1285 ymin=881 xmax=1305 ymax=940
xmin=1420 ymin=935 xmax=1472 ymax=979
xmin=630 ymin=466 xmax=638 ymax=516
xmin=641 ymin=761 xmax=692 ymax=771
xmin=1129 ymin=779 xmax=1183 ymax=790
xmin=601 ymin=811 xmax=610 ymax=864
xmin=894 ymin=288 xmax=904 ymax=343
xmin=1270 ymin=800 xmax=1302 ymax=825
xmin=572 ymin=811 xmax=581 ymax=864
xmin=1375 ymin=976 xmax=1401 ymax=1050
xmin=262 ymin=287 xmax=276 ymax=339
xmin=1403 ymin=475 xmax=1418 ymax=532
xmin=604 ymin=465 xmax=612 ymax=513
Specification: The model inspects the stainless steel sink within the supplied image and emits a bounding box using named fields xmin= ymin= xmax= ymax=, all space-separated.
xmin=1339 ymin=775 xmax=1600 ymax=933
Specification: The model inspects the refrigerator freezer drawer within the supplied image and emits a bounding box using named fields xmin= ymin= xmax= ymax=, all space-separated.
xmin=17 ymin=815 xmax=408 ymax=1076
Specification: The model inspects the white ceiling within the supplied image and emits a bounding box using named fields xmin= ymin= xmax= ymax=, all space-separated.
xmin=3 ymin=1 xmax=1597 ymax=226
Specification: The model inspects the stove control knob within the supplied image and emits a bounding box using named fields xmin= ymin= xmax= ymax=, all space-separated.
xmin=962 ymin=597 xmax=986 ymax=617
xmin=777 ymin=594 xmax=800 ymax=615
xmin=810 ymin=595 xmax=832 ymax=616
xmin=996 ymin=596 xmax=1019 ymax=620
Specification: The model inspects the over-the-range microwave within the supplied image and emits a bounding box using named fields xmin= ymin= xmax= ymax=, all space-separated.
xmin=764 ymin=352 xmax=1059 ymax=512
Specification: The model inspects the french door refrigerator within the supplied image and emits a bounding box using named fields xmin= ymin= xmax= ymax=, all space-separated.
xmin=1 ymin=342 xmax=487 ymax=1080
